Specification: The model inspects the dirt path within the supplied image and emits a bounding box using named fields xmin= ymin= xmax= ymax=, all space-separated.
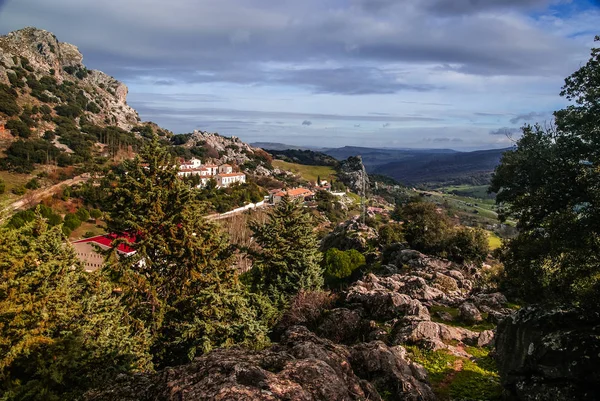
xmin=437 ymin=358 xmax=464 ymax=396
xmin=1 ymin=174 xmax=90 ymax=219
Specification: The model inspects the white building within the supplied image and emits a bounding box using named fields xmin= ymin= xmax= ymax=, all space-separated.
xmin=72 ymin=234 xmax=136 ymax=272
xmin=216 ymin=172 xmax=246 ymax=187
xmin=219 ymin=164 xmax=233 ymax=174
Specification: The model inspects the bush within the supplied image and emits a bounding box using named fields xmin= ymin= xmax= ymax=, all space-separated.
xmin=277 ymin=290 xmax=336 ymax=331
xmin=24 ymin=178 xmax=40 ymax=190
xmin=445 ymin=227 xmax=490 ymax=265
xmin=63 ymin=213 xmax=82 ymax=231
xmin=76 ymin=207 xmax=90 ymax=222
xmin=5 ymin=119 xmax=31 ymax=138
xmin=377 ymin=223 xmax=404 ymax=247
xmin=11 ymin=186 xmax=26 ymax=195
xmin=90 ymin=208 xmax=102 ymax=219
xmin=0 ymin=84 xmax=20 ymax=116
xmin=323 ymin=248 xmax=365 ymax=286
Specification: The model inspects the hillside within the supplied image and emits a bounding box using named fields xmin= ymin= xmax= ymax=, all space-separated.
xmin=373 ymin=148 xmax=509 ymax=187
xmin=323 ymin=146 xmax=458 ymax=170
xmin=265 ymin=148 xmax=339 ymax=166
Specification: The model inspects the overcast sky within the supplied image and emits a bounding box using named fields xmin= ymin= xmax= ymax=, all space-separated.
xmin=0 ymin=0 xmax=598 ymax=149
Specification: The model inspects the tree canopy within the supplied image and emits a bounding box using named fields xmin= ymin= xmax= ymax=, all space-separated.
xmin=101 ymin=136 xmax=270 ymax=367
xmin=249 ymin=196 xmax=324 ymax=305
xmin=490 ymin=37 xmax=600 ymax=305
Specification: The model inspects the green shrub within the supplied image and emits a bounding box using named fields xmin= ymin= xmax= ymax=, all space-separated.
xmin=323 ymin=248 xmax=365 ymax=285
xmin=0 ymin=84 xmax=21 ymax=116
xmin=6 ymin=119 xmax=32 ymax=138
xmin=63 ymin=213 xmax=82 ymax=231
xmin=11 ymin=186 xmax=26 ymax=195
xmin=24 ymin=178 xmax=40 ymax=190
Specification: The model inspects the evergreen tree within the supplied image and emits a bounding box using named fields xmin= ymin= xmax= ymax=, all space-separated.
xmin=0 ymin=217 xmax=151 ymax=400
xmin=249 ymin=196 xmax=324 ymax=304
xmin=102 ymin=135 xmax=270 ymax=367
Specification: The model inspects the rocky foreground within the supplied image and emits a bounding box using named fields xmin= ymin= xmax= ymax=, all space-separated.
xmin=88 ymin=249 xmax=515 ymax=400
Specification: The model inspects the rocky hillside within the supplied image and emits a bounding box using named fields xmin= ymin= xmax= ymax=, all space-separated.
xmin=177 ymin=130 xmax=275 ymax=175
xmin=0 ymin=27 xmax=139 ymax=131
xmin=87 ymin=248 xmax=511 ymax=400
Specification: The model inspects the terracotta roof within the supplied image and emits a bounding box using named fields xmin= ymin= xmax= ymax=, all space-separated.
xmin=221 ymin=164 xmax=232 ymax=167
xmin=73 ymin=234 xmax=136 ymax=254
xmin=203 ymin=164 xmax=218 ymax=168
xmin=284 ymin=188 xmax=313 ymax=197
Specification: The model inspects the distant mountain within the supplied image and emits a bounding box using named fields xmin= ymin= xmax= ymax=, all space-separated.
xmin=373 ymin=148 xmax=510 ymax=187
xmin=323 ymin=146 xmax=458 ymax=170
xmin=263 ymin=148 xmax=338 ymax=167
xmin=251 ymin=142 xmax=320 ymax=151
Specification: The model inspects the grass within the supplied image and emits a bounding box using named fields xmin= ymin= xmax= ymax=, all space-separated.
xmin=486 ymin=231 xmax=502 ymax=250
xmin=0 ymin=170 xmax=34 ymax=204
xmin=272 ymin=160 xmax=336 ymax=183
xmin=406 ymin=346 xmax=502 ymax=400
xmin=439 ymin=185 xmax=495 ymax=200
xmin=69 ymin=221 xmax=106 ymax=240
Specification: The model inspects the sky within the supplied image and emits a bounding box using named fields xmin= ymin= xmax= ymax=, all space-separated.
xmin=0 ymin=0 xmax=598 ymax=150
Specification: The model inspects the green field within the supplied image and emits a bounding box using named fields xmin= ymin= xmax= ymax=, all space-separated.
xmin=272 ymin=160 xmax=336 ymax=183
xmin=0 ymin=170 xmax=35 ymax=210
xmin=438 ymin=185 xmax=495 ymax=200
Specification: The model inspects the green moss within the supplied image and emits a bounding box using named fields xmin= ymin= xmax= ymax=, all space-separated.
xmin=448 ymin=359 xmax=502 ymax=400
xmin=406 ymin=346 xmax=502 ymax=400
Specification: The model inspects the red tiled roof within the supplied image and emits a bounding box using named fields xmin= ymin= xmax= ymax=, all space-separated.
xmin=286 ymin=188 xmax=313 ymax=197
xmin=73 ymin=233 xmax=136 ymax=254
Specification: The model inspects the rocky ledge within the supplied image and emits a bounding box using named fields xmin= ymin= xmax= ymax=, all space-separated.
xmin=88 ymin=249 xmax=513 ymax=400
xmin=496 ymin=307 xmax=600 ymax=400
xmin=86 ymin=326 xmax=434 ymax=401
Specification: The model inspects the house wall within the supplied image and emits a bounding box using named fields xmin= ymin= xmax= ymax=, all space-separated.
xmin=73 ymin=242 xmax=110 ymax=272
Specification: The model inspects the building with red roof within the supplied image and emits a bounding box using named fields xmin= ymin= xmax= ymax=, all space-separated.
xmin=72 ymin=234 xmax=136 ymax=272
xmin=272 ymin=187 xmax=314 ymax=203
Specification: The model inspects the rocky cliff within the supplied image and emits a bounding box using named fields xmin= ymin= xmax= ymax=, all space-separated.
xmin=496 ymin=307 xmax=600 ymax=400
xmin=0 ymin=27 xmax=139 ymax=131
xmin=338 ymin=156 xmax=370 ymax=195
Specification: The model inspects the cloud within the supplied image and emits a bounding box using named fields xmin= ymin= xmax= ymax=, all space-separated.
xmin=0 ymin=0 xmax=596 ymax=148
xmin=509 ymin=111 xmax=551 ymax=124
xmin=490 ymin=127 xmax=522 ymax=136
xmin=302 ymin=120 xmax=312 ymax=126
xmin=423 ymin=137 xmax=464 ymax=143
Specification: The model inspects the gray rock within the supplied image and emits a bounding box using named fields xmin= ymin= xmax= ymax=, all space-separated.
xmin=459 ymin=302 xmax=483 ymax=324
xmin=86 ymin=326 xmax=436 ymax=401
xmin=496 ymin=307 xmax=600 ymax=400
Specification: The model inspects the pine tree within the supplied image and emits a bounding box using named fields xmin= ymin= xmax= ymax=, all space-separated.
xmin=102 ymin=135 xmax=271 ymax=367
xmin=0 ymin=217 xmax=151 ymax=400
xmin=250 ymin=196 xmax=324 ymax=304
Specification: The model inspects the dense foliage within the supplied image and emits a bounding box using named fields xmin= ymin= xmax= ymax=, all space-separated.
xmin=490 ymin=37 xmax=600 ymax=305
xmin=249 ymin=196 xmax=324 ymax=305
xmin=400 ymin=201 xmax=489 ymax=264
xmin=102 ymin=136 xmax=270 ymax=367
xmin=0 ymin=218 xmax=151 ymax=400
xmin=322 ymin=247 xmax=365 ymax=286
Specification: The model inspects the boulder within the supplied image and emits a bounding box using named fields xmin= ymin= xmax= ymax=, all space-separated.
xmin=496 ymin=307 xmax=600 ymax=400
xmin=317 ymin=308 xmax=370 ymax=344
xmin=459 ymin=302 xmax=483 ymax=324
xmin=350 ymin=342 xmax=436 ymax=401
xmin=86 ymin=326 xmax=435 ymax=401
